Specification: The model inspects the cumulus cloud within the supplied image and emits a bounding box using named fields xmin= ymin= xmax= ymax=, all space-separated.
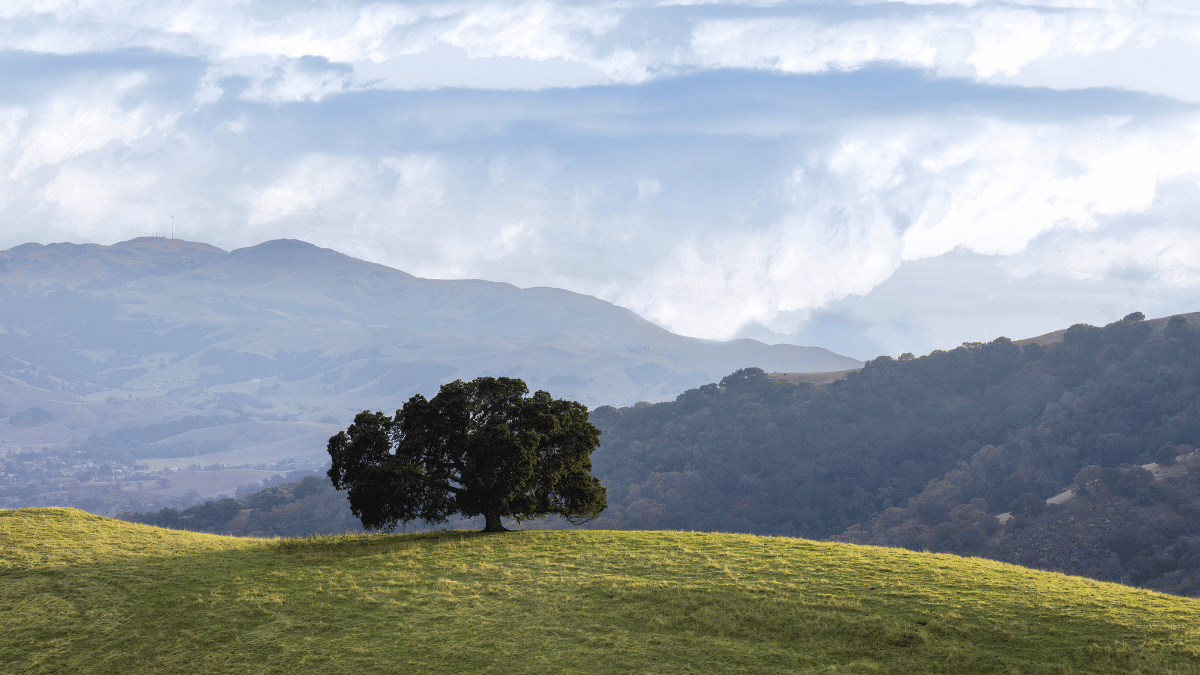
xmin=246 ymin=152 xmax=450 ymax=225
xmin=6 ymin=73 xmax=170 ymax=179
xmin=899 ymin=117 xmax=1200 ymax=258
xmin=4 ymin=0 xmax=1198 ymax=98
xmin=1006 ymin=217 xmax=1200 ymax=288
xmin=198 ymin=56 xmax=359 ymax=104
xmin=607 ymin=220 xmax=901 ymax=340
xmin=0 ymin=69 xmax=182 ymax=235
xmin=383 ymin=154 xmax=449 ymax=214
xmin=2 ymin=0 xmax=624 ymax=94
xmin=42 ymin=162 xmax=159 ymax=225
xmin=603 ymin=111 xmax=1200 ymax=339
xmin=247 ymin=154 xmax=368 ymax=225
xmin=1057 ymin=230 xmax=1200 ymax=286
xmin=687 ymin=5 xmax=1193 ymax=82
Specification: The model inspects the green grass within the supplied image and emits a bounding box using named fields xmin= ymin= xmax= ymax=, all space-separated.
xmin=3 ymin=508 xmax=1199 ymax=674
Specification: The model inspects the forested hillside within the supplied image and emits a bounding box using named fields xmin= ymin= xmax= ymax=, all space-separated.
xmin=586 ymin=313 xmax=1200 ymax=590
xmin=834 ymin=455 xmax=1200 ymax=596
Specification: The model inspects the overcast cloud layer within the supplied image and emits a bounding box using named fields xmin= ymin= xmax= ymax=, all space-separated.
xmin=3 ymin=0 xmax=1199 ymax=359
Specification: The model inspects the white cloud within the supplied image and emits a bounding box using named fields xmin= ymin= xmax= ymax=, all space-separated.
xmin=605 ymin=144 xmax=909 ymax=339
xmin=0 ymin=73 xmax=182 ymax=233
xmin=609 ymin=219 xmax=901 ymax=340
xmin=199 ymin=56 xmax=358 ymax=103
xmin=1006 ymin=226 xmax=1200 ymax=287
xmin=351 ymin=44 xmax=606 ymax=92
xmin=382 ymin=154 xmax=450 ymax=214
xmin=247 ymin=154 xmax=367 ymax=225
xmin=687 ymin=6 xmax=1181 ymax=79
xmin=636 ymin=178 xmax=661 ymax=201
xmin=599 ymin=111 xmax=1200 ymax=339
xmin=7 ymin=73 xmax=168 ymax=179
xmin=8 ymin=0 xmax=1196 ymax=97
xmin=4 ymin=1 xmax=620 ymax=94
xmin=436 ymin=2 xmax=619 ymax=61
xmin=876 ymin=0 xmax=1198 ymax=11
xmin=41 ymin=162 xmax=158 ymax=226
xmin=897 ymin=116 xmax=1200 ymax=259
xmin=0 ymin=106 xmax=29 ymax=154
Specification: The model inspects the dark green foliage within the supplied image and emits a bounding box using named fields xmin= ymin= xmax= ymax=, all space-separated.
xmin=983 ymin=459 xmax=1200 ymax=593
xmin=591 ymin=313 xmax=1200 ymax=541
xmin=1159 ymin=445 xmax=1179 ymax=466
xmin=590 ymin=337 xmax=1042 ymax=538
xmin=931 ymin=500 xmax=1000 ymax=552
xmin=1009 ymin=493 xmax=1047 ymax=518
xmin=182 ymin=498 xmax=242 ymax=530
xmin=841 ymin=444 xmax=1200 ymax=595
xmin=1006 ymin=493 xmax=1047 ymax=530
xmin=293 ymin=475 xmax=325 ymax=499
xmin=1165 ymin=315 xmax=1192 ymax=341
xmin=327 ymin=377 xmax=607 ymax=533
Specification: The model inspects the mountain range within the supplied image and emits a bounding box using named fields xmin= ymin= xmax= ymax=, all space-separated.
xmin=0 ymin=236 xmax=859 ymax=502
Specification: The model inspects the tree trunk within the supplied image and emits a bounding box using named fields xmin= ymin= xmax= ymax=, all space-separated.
xmin=482 ymin=511 xmax=510 ymax=533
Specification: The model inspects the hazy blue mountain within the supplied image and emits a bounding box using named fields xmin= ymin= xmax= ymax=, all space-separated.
xmin=0 ymin=237 xmax=859 ymax=504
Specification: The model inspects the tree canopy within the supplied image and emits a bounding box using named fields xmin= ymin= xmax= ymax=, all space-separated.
xmin=326 ymin=377 xmax=607 ymax=532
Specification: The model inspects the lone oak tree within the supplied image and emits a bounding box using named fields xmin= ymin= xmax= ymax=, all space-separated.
xmin=327 ymin=376 xmax=607 ymax=532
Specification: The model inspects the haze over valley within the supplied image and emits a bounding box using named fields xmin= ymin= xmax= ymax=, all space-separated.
xmin=0 ymin=236 xmax=858 ymax=508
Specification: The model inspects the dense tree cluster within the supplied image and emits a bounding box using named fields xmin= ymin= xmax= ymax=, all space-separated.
xmin=991 ymin=457 xmax=1200 ymax=595
xmin=589 ymin=338 xmax=1037 ymax=537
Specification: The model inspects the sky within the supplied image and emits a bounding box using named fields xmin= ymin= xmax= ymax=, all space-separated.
xmin=2 ymin=0 xmax=1199 ymax=361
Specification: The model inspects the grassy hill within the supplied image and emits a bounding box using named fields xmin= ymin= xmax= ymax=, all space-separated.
xmin=3 ymin=509 xmax=1200 ymax=674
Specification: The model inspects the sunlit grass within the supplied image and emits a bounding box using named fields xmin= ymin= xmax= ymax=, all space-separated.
xmin=3 ymin=508 xmax=1199 ymax=674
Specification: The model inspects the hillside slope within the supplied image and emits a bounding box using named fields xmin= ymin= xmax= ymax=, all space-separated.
xmin=4 ymin=508 xmax=1199 ymax=674
xmin=582 ymin=313 xmax=1200 ymax=589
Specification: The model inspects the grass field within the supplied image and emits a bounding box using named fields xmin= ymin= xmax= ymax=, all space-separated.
xmin=3 ymin=508 xmax=1199 ymax=674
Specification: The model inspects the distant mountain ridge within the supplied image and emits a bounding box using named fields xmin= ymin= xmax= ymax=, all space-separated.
xmin=0 ymin=236 xmax=859 ymax=506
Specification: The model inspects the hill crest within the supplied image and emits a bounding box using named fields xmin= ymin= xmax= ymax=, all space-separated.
xmin=3 ymin=507 xmax=1198 ymax=674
